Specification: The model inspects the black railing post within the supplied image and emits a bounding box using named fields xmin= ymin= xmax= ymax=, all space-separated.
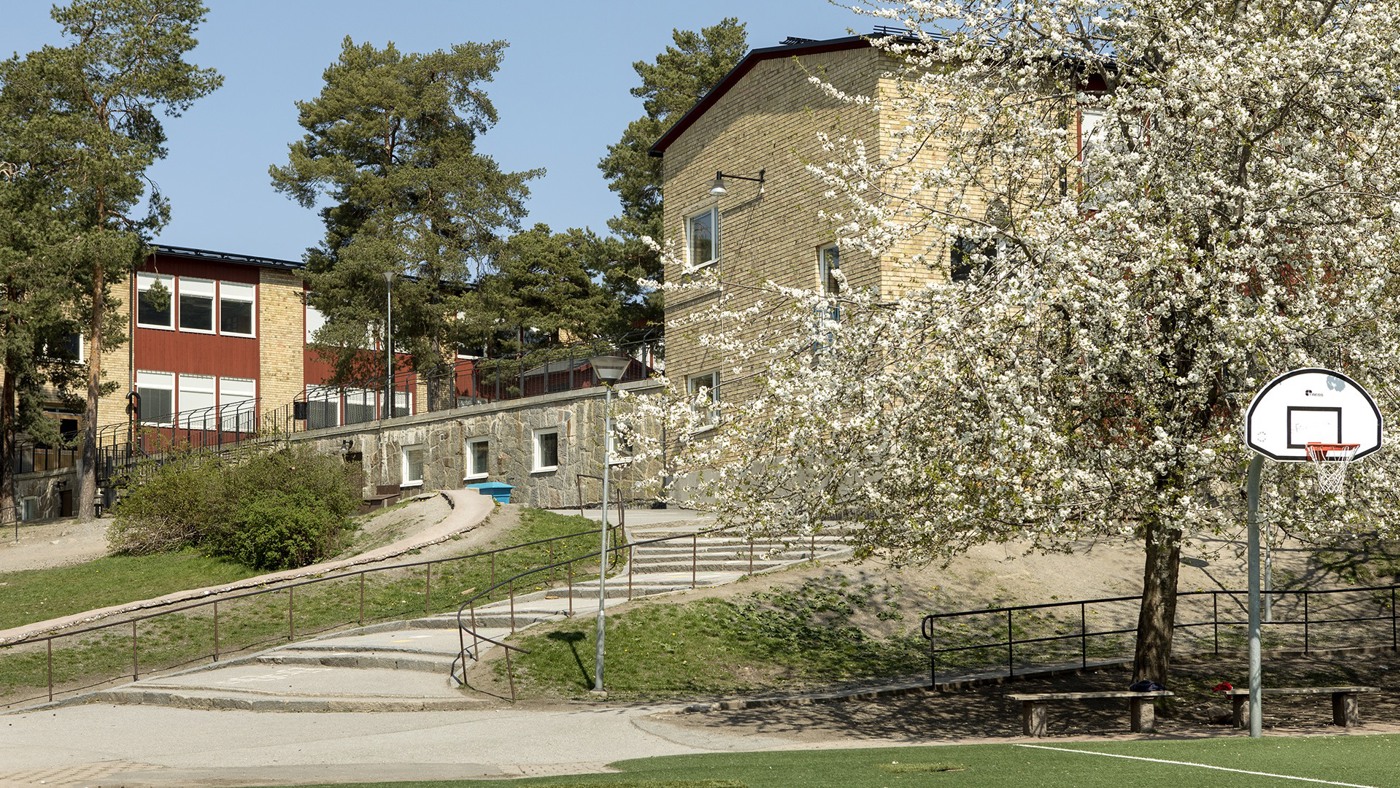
xmin=1006 ymin=609 xmax=1015 ymax=676
xmin=1392 ymin=587 xmax=1397 ymax=652
xmin=1303 ymin=591 xmax=1310 ymax=653
xmin=1080 ymin=602 xmax=1087 ymax=668
xmin=1213 ymin=592 xmax=1220 ymax=655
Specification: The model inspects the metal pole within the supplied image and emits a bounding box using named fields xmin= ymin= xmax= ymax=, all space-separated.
xmin=1246 ymin=453 xmax=1264 ymax=738
xmin=594 ymin=384 xmax=613 ymax=693
xmin=383 ymin=271 xmax=394 ymax=419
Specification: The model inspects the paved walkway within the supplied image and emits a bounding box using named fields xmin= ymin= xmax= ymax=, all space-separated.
xmin=0 ymin=504 xmax=864 ymax=786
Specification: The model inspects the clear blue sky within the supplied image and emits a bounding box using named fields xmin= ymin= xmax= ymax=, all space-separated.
xmin=0 ymin=1 xmax=870 ymax=262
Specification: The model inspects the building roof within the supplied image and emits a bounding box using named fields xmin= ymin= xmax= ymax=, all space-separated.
xmin=648 ymin=33 xmax=878 ymax=157
xmin=153 ymin=244 xmax=305 ymax=272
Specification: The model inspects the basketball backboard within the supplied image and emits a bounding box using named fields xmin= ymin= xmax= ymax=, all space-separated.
xmin=1244 ymin=368 xmax=1382 ymax=462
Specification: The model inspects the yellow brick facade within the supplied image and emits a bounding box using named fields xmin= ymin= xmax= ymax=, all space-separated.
xmin=660 ymin=41 xmax=960 ymax=400
xmin=258 ymin=268 xmax=307 ymax=412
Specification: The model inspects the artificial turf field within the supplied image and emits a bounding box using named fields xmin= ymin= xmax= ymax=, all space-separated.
xmin=290 ymin=734 xmax=1400 ymax=787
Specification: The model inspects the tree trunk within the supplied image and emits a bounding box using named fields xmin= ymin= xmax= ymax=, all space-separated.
xmin=1 ymin=367 xmax=16 ymax=531
xmin=77 ymin=268 xmax=103 ymax=521
xmin=1133 ymin=516 xmax=1183 ymax=682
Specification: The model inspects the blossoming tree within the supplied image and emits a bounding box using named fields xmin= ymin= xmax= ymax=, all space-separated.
xmin=644 ymin=0 xmax=1400 ymax=682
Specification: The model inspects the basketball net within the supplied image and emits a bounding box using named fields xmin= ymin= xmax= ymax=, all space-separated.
xmin=1305 ymin=442 xmax=1359 ymax=496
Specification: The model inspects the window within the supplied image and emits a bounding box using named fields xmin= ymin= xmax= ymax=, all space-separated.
xmin=687 ymin=208 xmax=718 ymax=269
xmin=402 ymin=444 xmax=425 ymax=487
xmin=950 ymin=235 xmax=1000 ymax=283
xmin=392 ymin=389 xmax=412 ymax=418
xmin=687 ymin=371 xmax=720 ymax=429
xmin=179 ymin=278 xmax=215 ymax=332
xmin=533 ymin=428 xmax=560 ymax=473
xmin=1079 ymin=108 xmax=1106 ymax=201
xmin=20 ymin=497 xmax=38 ymax=523
xmin=136 ymin=371 xmax=175 ymax=425
xmin=137 ymin=273 xmax=175 ymax=329
xmin=819 ymin=244 xmax=841 ymax=322
xmin=466 ymin=439 xmax=490 ymax=479
xmin=345 ymin=389 xmax=376 ymax=425
xmin=178 ymin=374 xmax=216 ymax=429
xmin=305 ymin=385 xmax=340 ymax=430
xmin=220 ymin=377 xmax=256 ymax=432
xmin=305 ymin=302 xmax=326 ymax=344
xmin=220 ymin=281 xmax=255 ymax=336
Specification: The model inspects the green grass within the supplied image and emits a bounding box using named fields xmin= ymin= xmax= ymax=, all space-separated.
xmin=0 ymin=508 xmax=601 ymax=706
xmin=501 ymin=577 xmax=926 ymax=699
xmin=0 ymin=550 xmax=257 ymax=630
xmin=266 ymin=734 xmax=1400 ymax=787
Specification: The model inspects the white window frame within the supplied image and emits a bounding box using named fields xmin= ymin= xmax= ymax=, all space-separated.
xmin=178 ymin=374 xmax=216 ymax=429
xmin=219 ymin=281 xmax=256 ymax=337
xmin=136 ymin=370 xmax=175 ymax=425
xmin=401 ymin=444 xmax=425 ymax=488
xmin=686 ymin=207 xmax=719 ymax=269
xmin=465 ymin=438 xmax=490 ymax=480
xmin=1079 ymin=108 xmax=1106 ymax=202
xmin=178 ymin=277 xmax=216 ymax=334
xmin=219 ymin=377 xmax=256 ymax=432
xmin=532 ymin=427 xmax=561 ymax=473
xmin=136 ymin=272 xmax=175 ymax=330
xmin=687 ymin=371 xmax=720 ymax=430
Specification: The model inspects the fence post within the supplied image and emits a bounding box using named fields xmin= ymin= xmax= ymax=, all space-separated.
xmin=1213 ymin=592 xmax=1219 ymax=655
xmin=1392 ymin=587 xmax=1397 ymax=652
xmin=47 ymin=639 xmax=53 ymax=702
xmin=132 ymin=621 xmax=140 ymax=680
xmin=289 ymin=586 xmax=296 ymax=642
xmin=359 ymin=574 xmax=366 ymax=625
xmin=425 ymin=565 xmax=432 ymax=615
xmin=1293 ymin=593 xmax=1304 ymax=655
xmin=1080 ymin=602 xmax=1088 ymax=669
xmin=628 ymin=544 xmax=634 ymax=601
xmin=568 ymin=562 xmax=574 ymax=617
xmin=509 ymin=580 xmax=516 ymax=634
xmin=214 ymin=600 xmax=220 ymax=662
xmin=1007 ymin=609 xmax=1015 ymax=677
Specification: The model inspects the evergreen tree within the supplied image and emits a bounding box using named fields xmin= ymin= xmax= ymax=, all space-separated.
xmin=597 ymin=18 xmax=747 ymax=332
xmin=0 ymin=0 xmax=221 ymax=519
xmin=271 ymin=37 xmax=539 ymax=411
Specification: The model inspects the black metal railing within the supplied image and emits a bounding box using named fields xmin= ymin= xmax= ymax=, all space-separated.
xmin=921 ymin=584 xmax=1400 ymax=686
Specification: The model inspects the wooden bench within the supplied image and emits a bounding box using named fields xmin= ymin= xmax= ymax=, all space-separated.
xmin=362 ymin=484 xmax=401 ymax=510
xmin=1224 ymin=686 xmax=1375 ymax=728
xmin=1007 ymin=691 xmax=1173 ymax=736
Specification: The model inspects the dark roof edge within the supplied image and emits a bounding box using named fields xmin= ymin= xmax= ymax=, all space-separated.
xmin=152 ymin=244 xmax=305 ymax=272
xmin=648 ymin=34 xmax=875 ymax=157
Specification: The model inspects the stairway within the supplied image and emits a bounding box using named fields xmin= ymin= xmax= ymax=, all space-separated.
xmin=73 ymin=514 xmax=852 ymax=711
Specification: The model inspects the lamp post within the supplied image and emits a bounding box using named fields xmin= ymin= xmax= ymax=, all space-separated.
xmin=589 ymin=353 xmax=631 ymax=693
xmin=383 ymin=271 xmax=394 ymax=419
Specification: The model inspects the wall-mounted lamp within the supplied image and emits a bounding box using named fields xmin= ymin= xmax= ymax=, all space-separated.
xmin=709 ymin=169 xmax=765 ymax=197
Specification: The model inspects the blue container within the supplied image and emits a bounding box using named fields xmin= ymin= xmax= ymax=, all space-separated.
xmin=467 ymin=481 xmax=514 ymax=504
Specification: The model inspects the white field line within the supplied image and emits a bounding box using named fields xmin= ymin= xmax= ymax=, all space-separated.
xmin=1016 ymin=744 xmax=1378 ymax=788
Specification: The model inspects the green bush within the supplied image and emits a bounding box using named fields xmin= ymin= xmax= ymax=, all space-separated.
xmin=110 ymin=445 xmax=362 ymax=570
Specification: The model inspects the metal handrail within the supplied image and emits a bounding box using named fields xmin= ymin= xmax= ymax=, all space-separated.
xmin=450 ymin=523 xmax=799 ymax=699
xmin=921 ymin=584 xmax=1400 ymax=686
xmin=0 ymin=518 xmax=614 ymax=709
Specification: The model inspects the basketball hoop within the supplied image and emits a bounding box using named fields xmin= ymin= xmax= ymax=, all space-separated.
xmin=1304 ymin=442 xmax=1359 ymax=495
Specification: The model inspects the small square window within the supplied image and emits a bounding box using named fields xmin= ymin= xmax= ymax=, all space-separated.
xmin=466 ymin=439 xmax=489 ymax=480
xmin=687 ymin=371 xmax=720 ymax=429
xmin=402 ymin=444 xmax=425 ymax=487
xmin=533 ymin=429 xmax=560 ymax=473
xmin=136 ymin=370 xmax=175 ymax=425
xmin=220 ymin=281 xmax=255 ymax=336
xmin=137 ymin=273 xmax=175 ymax=329
xmin=687 ymin=208 xmax=718 ymax=269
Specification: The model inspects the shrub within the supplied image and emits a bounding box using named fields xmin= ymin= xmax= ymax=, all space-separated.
xmin=111 ymin=444 xmax=362 ymax=570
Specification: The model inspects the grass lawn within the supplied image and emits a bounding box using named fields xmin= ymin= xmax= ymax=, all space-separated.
xmin=0 ymin=508 xmax=600 ymax=706
xmin=0 ymin=550 xmax=256 ymax=630
xmin=272 ymin=735 xmax=1400 ymax=787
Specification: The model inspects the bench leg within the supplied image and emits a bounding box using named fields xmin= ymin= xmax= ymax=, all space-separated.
xmin=1332 ymin=692 xmax=1359 ymax=727
xmin=1231 ymin=696 xmax=1247 ymax=728
xmin=1129 ymin=697 xmax=1156 ymax=733
xmin=1021 ymin=701 xmax=1047 ymax=737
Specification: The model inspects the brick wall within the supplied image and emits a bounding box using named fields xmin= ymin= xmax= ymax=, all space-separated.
xmin=258 ymin=269 xmax=306 ymax=412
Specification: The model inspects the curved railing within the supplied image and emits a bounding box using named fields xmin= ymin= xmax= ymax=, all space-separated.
xmin=921 ymin=584 xmax=1400 ymax=686
xmin=0 ymin=510 xmax=605 ymax=710
xmin=449 ymin=523 xmax=819 ymax=699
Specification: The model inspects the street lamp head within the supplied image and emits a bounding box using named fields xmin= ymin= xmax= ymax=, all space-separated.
xmin=383 ymin=270 xmax=395 ymax=284
xmin=590 ymin=355 xmax=630 ymax=384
